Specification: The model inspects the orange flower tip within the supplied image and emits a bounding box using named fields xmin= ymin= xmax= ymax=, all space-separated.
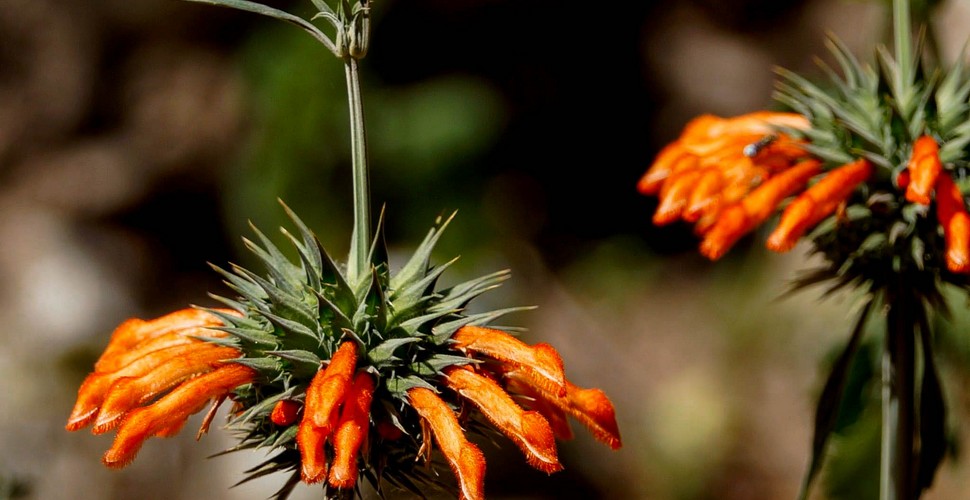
xmin=327 ymin=471 xmax=357 ymax=490
xmin=905 ymin=189 xmax=932 ymax=206
xmin=947 ymin=255 xmax=970 ymax=274
xmin=651 ymin=206 xmax=682 ymax=226
xmin=520 ymin=412 xmax=563 ymax=474
xmin=455 ymin=446 xmax=486 ymax=500
xmin=297 ymin=421 xmax=330 ymax=484
xmin=637 ymin=175 xmax=662 ymax=195
xmin=102 ymin=449 xmax=137 ymax=470
xmin=698 ymin=239 xmax=729 ymax=261
xmin=66 ymin=408 xmax=99 ymax=432
xmin=271 ymin=399 xmax=302 ymax=426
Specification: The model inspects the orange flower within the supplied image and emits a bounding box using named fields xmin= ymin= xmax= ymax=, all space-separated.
xmin=66 ymin=308 xmax=252 ymax=459
xmin=297 ymin=340 xmax=359 ymax=483
xmin=766 ymin=159 xmax=872 ymax=252
xmin=270 ymin=399 xmax=302 ymax=426
xmin=638 ymin=112 xmax=893 ymax=259
xmin=639 ymin=112 xmax=811 ymax=230
xmin=328 ymin=372 xmax=376 ymax=489
xmin=935 ymin=172 xmax=970 ymax=273
xmin=906 ymin=135 xmax=942 ymax=205
xmin=408 ymin=386 xmax=487 ymax=500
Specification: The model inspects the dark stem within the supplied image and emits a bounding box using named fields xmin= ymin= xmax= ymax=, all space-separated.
xmin=882 ymin=284 xmax=917 ymax=500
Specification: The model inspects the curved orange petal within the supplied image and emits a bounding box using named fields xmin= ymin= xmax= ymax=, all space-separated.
xmin=935 ymin=172 xmax=970 ymax=273
xmin=444 ymin=366 xmax=561 ymax=473
xmin=906 ymin=135 xmax=942 ymax=205
xmin=94 ymin=327 xmax=228 ymax=375
xmin=298 ymin=340 xmax=359 ymax=483
xmin=700 ymin=160 xmax=821 ymax=260
xmin=767 ymin=159 xmax=871 ymax=252
xmin=94 ymin=309 xmax=233 ymax=372
xmin=101 ymin=363 xmax=256 ymax=469
xmin=328 ymin=372 xmax=376 ymax=490
xmin=684 ymin=169 xmax=725 ymax=222
xmin=451 ymin=326 xmax=566 ymax=397
xmin=271 ymin=399 xmax=302 ymax=426
xmin=408 ymin=387 xmax=486 ymax=500
xmin=93 ymin=345 xmax=242 ymax=434
xmin=505 ymin=370 xmax=621 ymax=451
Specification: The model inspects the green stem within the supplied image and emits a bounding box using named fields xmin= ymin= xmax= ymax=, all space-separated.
xmin=345 ymin=56 xmax=370 ymax=284
xmin=881 ymin=286 xmax=916 ymax=500
xmin=893 ymin=0 xmax=913 ymax=86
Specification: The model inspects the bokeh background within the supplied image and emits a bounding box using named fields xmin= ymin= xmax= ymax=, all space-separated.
xmin=4 ymin=0 xmax=970 ymax=498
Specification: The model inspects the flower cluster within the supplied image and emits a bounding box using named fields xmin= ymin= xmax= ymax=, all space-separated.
xmin=67 ymin=209 xmax=620 ymax=499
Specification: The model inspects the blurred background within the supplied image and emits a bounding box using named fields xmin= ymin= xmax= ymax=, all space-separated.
xmin=3 ymin=0 xmax=970 ymax=498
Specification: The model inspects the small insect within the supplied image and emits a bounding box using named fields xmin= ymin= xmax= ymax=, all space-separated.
xmin=743 ymin=134 xmax=778 ymax=158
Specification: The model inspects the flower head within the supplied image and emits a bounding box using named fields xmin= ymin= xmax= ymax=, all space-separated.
xmin=67 ymin=207 xmax=621 ymax=499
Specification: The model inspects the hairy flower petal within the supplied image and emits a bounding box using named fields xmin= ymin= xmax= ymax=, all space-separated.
xmin=452 ymin=326 xmax=566 ymax=397
xmin=271 ymin=399 xmax=302 ymax=427
xmin=700 ymin=160 xmax=821 ymax=260
xmin=505 ymin=370 xmax=622 ymax=450
xmin=408 ymin=387 xmax=486 ymax=500
xmin=94 ymin=309 xmax=232 ymax=372
xmin=328 ymin=372 xmax=376 ymax=489
xmin=298 ymin=340 xmax=359 ymax=483
xmin=101 ymin=363 xmax=256 ymax=469
xmin=767 ymin=158 xmax=871 ymax=252
xmin=444 ymin=366 xmax=562 ymax=473
xmin=906 ymin=135 xmax=942 ymax=205
xmin=935 ymin=172 xmax=970 ymax=273
xmin=92 ymin=345 xmax=243 ymax=433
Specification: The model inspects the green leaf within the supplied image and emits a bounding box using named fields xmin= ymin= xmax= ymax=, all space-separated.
xmin=269 ymin=349 xmax=322 ymax=376
xmin=431 ymin=306 xmax=535 ymax=344
xmin=798 ymin=300 xmax=873 ymax=500
xmin=368 ymin=337 xmax=421 ymax=367
xmin=391 ymin=212 xmax=456 ymax=291
xmin=181 ymin=0 xmax=337 ymax=54
xmin=385 ymin=375 xmax=436 ymax=396
xmin=231 ymin=357 xmax=282 ymax=372
xmin=217 ymin=326 xmax=280 ymax=347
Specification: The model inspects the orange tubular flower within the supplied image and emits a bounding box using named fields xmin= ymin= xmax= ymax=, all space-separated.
xmin=408 ymin=387 xmax=487 ymax=500
xmin=297 ymin=340 xmax=359 ymax=484
xmin=767 ymin=158 xmax=872 ymax=252
xmin=451 ymin=325 xmax=566 ymax=396
xmin=328 ymin=372 xmax=375 ymax=489
xmin=443 ymin=366 xmax=562 ymax=473
xmin=906 ymin=135 xmax=943 ymax=205
xmin=102 ymin=363 xmax=256 ymax=468
xmin=271 ymin=399 xmax=302 ymax=426
xmin=935 ymin=172 xmax=970 ymax=273
xmin=66 ymin=309 xmax=240 ymax=432
xmin=700 ymin=159 xmax=822 ymax=260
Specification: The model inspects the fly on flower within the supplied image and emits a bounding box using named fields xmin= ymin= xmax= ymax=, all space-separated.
xmin=637 ymin=11 xmax=969 ymax=499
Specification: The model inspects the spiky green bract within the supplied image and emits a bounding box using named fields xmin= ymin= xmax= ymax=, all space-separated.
xmin=204 ymin=202 xmax=528 ymax=497
xmin=776 ymin=36 xmax=961 ymax=500
xmin=775 ymin=36 xmax=970 ymax=291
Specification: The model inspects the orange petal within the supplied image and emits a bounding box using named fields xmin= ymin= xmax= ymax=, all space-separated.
xmin=92 ymin=345 xmax=242 ymax=434
xmin=68 ymin=343 xmax=239 ymax=432
xmin=94 ymin=309 xmax=233 ymax=372
xmin=699 ymin=160 xmax=821 ymax=260
xmin=505 ymin=370 xmax=622 ymax=451
xmin=684 ymin=169 xmax=725 ymax=222
xmin=507 ymin=379 xmax=574 ymax=440
xmin=408 ymin=387 xmax=486 ymax=500
xmin=444 ymin=366 xmax=561 ymax=473
xmin=638 ymin=142 xmax=690 ymax=195
xmin=653 ymin=170 xmax=704 ymax=225
xmin=935 ymin=173 xmax=970 ymax=273
xmin=767 ymin=158 xmax=871 ymax=252
xmin=101 ymin=363 xmax=256 ymax=469
xmin=298 ymin=341 xmax=359 ymax=483
xmin=271 ymin=399 xmax=302 ymax=427
xmin=94 ymin=327 xmax=228 ymax=375
xmin=906 ymin=136 xmax=942 ymax=205
xmin=328 ymin=373 xmax=376 ymax=490
xmin=451 ymin=326 xmax=566 ymax=397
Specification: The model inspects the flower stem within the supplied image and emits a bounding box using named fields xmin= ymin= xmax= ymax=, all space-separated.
xmin=893 ymin=0 xmax=913 ymax=86
xmin=881 ymin=285 xmax=916 ymax=500
xmin=344 ymin=56 xmax=370 ymax=284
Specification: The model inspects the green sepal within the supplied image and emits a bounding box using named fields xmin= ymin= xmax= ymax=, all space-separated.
xmin=232 ymin=357 xmax=283 ymax=372
xmin=216 ymin=326 xmax=280 ymax=347
xmin=268 ymin=350 xmax=322 ymax=377
xmin=431 ymin=306 xmax=535 ymax=344
xmin=210 ymin=263 xmax=269 ymax=305
xmin=390 ymin=212 xmax=455 ymax=291
xmin=429 ymin=269 xmax=511 ymax=313
xmin=234 ymin=265 xmax=319 ymax=328
xmin=368 ymin=337 xmax=421 ymax=368
xmin=385 ymin=375 xmax=436 ymax=396
xmin=411 ymin=354 xmax=477 ymax=376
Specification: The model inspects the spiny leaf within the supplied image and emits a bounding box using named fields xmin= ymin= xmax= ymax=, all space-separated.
xmin=368 ymin=337 xmax=421 ymax=367
xmin=232 ymin=357 xmax=282 ymax=372
xmin=181 ymin=0 xmax=337 ymax=54
xmin=432 ymin=306 xmax=535 ymax=344
xmin=390 ymin=212 xmax=456 ymax=290
xmin=798 ymin=299 xmax=873 ymax=500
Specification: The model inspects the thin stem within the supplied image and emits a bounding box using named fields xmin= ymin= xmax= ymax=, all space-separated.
xmin=345 ymin=57 xmax=370 ymax=284
xmin=881 ymin=287 xmax=916 ymax=500
xmin=893 ymin=0 xmax=913 ymax=85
